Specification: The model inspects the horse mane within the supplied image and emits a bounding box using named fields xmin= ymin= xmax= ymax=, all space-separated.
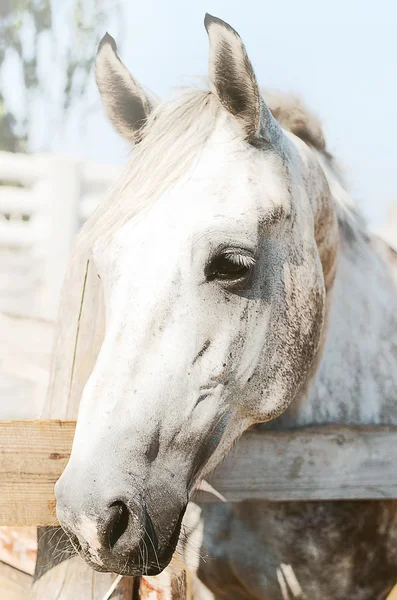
xmin=81 ymin=89 xmax=220 ymax=246
xmin=263 ymin=90 xmax=328 ymax=155
xmin=262 ymin=89 xmax=368 ymax=241
xmin=82 ymin=87 xmax=367 ymax=248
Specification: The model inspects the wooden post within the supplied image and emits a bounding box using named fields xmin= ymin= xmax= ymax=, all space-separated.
xmin=32 ymin=246 xmax=128 ymax=598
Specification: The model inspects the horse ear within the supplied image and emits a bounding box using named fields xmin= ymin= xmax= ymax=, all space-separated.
xmin=95 ymin=33 xmax=158 ymax=142
xmin=204 ymin=14 xmax=282 ymax=148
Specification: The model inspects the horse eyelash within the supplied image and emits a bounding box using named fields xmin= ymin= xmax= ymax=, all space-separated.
xmin=222 ymin=251 xmax=256 ymax=269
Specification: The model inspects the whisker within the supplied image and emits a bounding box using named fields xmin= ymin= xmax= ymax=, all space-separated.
xmin=143 ymin=523 xmax=160 ymax=572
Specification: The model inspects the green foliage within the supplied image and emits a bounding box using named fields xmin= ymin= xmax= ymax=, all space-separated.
xmin=0 ymin=0 xmax=122 ymax=152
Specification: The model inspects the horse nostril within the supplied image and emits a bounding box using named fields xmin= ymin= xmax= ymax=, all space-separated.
xmin=106 ymin=501 xmax=130 ymax=549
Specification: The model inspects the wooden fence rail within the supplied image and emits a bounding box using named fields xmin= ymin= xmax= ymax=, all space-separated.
xmin=1 ymin=420 xmax=396 ymax=526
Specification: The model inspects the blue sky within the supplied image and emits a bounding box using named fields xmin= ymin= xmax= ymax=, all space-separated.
xmin=38 ymin=1 xmax=397 ymax=227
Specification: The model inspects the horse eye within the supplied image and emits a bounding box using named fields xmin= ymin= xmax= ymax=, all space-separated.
xmin=206 ymin=252 xmax=254 ymax=283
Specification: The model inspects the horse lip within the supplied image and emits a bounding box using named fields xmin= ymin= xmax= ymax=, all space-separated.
xmin=169 ymin=504 xmax=186 ymax=546
xmin=77 ymin=504 xmax=187 ymax=577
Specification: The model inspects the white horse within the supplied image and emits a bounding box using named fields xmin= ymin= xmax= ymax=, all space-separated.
xmin=54 ymin=15 xmax=397 ymax=599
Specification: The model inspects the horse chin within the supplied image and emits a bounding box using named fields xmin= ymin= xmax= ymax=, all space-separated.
xmin=80 ymin=548 xmax=174 ymax=577
xmin=81 ymin=554 xmax=170 ymax=577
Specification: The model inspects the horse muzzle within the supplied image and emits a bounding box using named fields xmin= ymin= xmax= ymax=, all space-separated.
xmin=55 ymin=471 xmax=187 ymax=575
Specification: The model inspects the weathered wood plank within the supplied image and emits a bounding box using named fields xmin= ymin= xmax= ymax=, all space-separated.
xmin=43 ymin=256 xmax=105 ymax=420
xmin=1 ymin=420 xmax=397 ymax=526
xmin=36 ymin=251 xmax=110 ymax=596
xmin=205 ymin=425 xmax=397 ymax=502
xmin=0 ymin=420 xmax=74 ymax=526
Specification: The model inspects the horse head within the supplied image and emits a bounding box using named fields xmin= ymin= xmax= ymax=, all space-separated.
xmin=55 ymin=14 xmax=338 ymax=575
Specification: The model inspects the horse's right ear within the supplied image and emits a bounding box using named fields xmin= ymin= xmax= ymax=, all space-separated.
xmin=95 ymin=33 xmax=158 ymax=142
xmin=204 ymin=15 xmax=283 ymax=150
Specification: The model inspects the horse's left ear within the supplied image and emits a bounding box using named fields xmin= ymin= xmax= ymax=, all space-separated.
xmin=95 ymin=33 xmax=158 ymax=142
xmin=204 ymin=14 xmax=282 ymax=149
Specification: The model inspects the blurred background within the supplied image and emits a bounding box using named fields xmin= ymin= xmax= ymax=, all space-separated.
xmin=0 ymin=2 xmax=396 ymax=591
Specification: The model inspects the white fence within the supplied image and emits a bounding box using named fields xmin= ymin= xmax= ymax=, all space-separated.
xmin=0 ymin=152 xmax=120 ymax=320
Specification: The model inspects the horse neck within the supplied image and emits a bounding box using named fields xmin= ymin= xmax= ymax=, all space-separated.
xmin=270 ymin=169 xmax=397 ymax=429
